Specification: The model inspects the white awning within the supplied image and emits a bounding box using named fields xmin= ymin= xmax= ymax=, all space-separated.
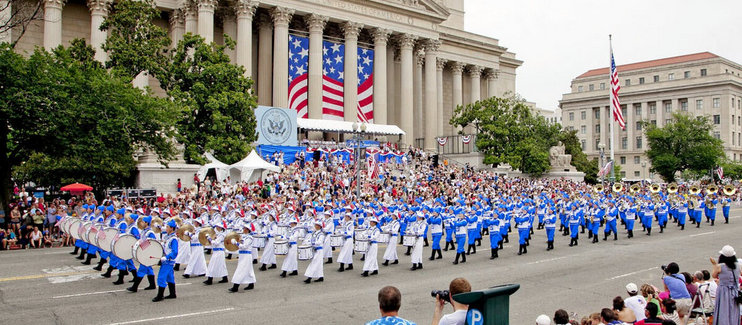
xmin=296 ymin=118 xmax=405 ymax=136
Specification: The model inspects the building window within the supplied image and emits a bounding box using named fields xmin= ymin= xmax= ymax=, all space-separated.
xmin=696 ymin=99 xmax=703 ymax=110
xmin=701 ymin=69 xmax=707 ymax=76
xmin=580 ymin=125 xmax=587 ymax=134
xmin=600 ymin=83 xmax=605 ymax=90
xmin=680 ymin=100 xmax=688 ymax=111
xmin=739 ymin=133 xmax=740 ymax=147
xmin=621 ymin=106 xmax=627 ymax=119
xmin=578 ymin=85 xmax=583 ymax=92
xmin=733 ymin=98 xmax=736 ymax=108
xmin=713 ymin=98 xmax=720 ymax=108
xmin=620 ymin=156 xmax=626 ymax=164
xmin=625 ymin=79 xmax=631 ymax=86
xmin=684 ymin=71 xmax=690 ymax=78
xmin=636 ymin=121 xmax=642 ymax=131
xmin=569 ymin=112 xmax=574 ymax=121
xmin=634 ymin=156 xmax=640 ymax=164
xmin=713 ymin=131 xmax=720 ymax=140
xmin=620 ymin=171 xmax=626 ymax=178
xmin=734 ymin=132 xmax=736 ymax=146
xmin=581 ymin=140 xmax=586 ymax=150
xmin=664 ymin=101 xmax=672 ymax=113
xmin=649 ymin=102 xmax=657 ymax=114
xmin=653 ymin=75 xmax=659 ymax=82
xmin=713 ymin=115 xmax=721 ymax=124
xmin=668 ymin=73 xmax=674 ymax=80
xmin=581 ymin=111 xmax=586 ymax=120
xmin=620 ymin=137 xmax=627 ymax=149
xmin=650 ymin=120 xmax=657 ymax=126
xmin=734 ymin=115 xmax=736 ymax=125
xmin=634 ymin=171 xmax=640 ymax=177
xmin=636 ymin=137 xmax=643 ymax=149
xmin=594 ymin=108 xmax=600 ymax=119
xmin=595 ymin=125 xmax=600 ymax=133
xmin=665 ymin=119 xmax=671 ymax=125
xmin=634 ymin=104 xmax=642 ymax=115
xmin=595 ymin=139 xmax=600 ymax=150
xmin=639 ymin=77 xmax=645 ymax=84
xmin=589 ymin=84 xmax=594 ymax=91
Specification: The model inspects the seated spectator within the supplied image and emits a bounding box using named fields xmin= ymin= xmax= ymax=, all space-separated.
xmin=554 ymin=309 xmax=570 ymax=325
xmin=5 ymin=229 xmax=18 ymax=248
xmin=640 ymin=284 xmax=662 ymax=313
xmin=660 ymin=299 xmax=679 ymax=323
xmin=635 ymin=303 xmax=663 ymax=324
xmin=692 ymin=271 xmax=714 ymax=312
xmin=600 ymin=308 xmax=623 ymax=325
xmin=0 ymin=228 xmax=6 ymax=249
xmin=43 ymin=231 xmax=53 ymax=247
xmin=30 ymin=226 xmax=43 ymax=248
xmin=613 ymin=296 xmax=636 ymax=323
xmin=536 ymin=314 xmax=551 ymax=325
xmin=680 ymin=272 xmax=699 ymax=309
xmin=432 ymin=277 xmax=471 ymax=325
xmin=661 ymin=262 xmax=691 ymax=324
xmin=700 ymin=270 xmax=717 ymax=301
xmin=366 ymin=286 xmax=415 ymax=325
xmin=625 ymin=283 xmax=647 ymax=321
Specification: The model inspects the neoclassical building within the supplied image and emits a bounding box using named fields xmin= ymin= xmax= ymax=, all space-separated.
xmin=4 ymin=0 xmax=520 ymax=151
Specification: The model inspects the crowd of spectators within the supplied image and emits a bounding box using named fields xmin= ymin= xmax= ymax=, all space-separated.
xmin=0 ymin=191 xmax=80 ymax=250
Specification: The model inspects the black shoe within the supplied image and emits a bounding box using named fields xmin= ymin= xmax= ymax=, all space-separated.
xmin=461 ymin=254 xmax=466 ymax=263
xmin=361 ymin=271 xmax=369 ymax=277
xmin=126 ymin=276 xmax=142 ymax=292
xmin=289 ymin=271 xmax=298 ymax=276
xmin=371 ymin=270 xmax=378 ymax=275
xmin=173 ymin=264 xmax=180 ymax=271
xmin=165 ymin=283 xmax=176 ymax=299
xmin=346 ymin=264 xmax=353 ymax=271
xmin=325 ymin=258 xmax=333 ymax=264
xmin=219 ymin=276 xmax=228 ymax=283
xmin=244 ymin=283 xmax=254 ymax=290
xmin=152 ymin=287 xmax=165 ymax=302
xmin=382 ymin=260 xmax=389 ymax=266
xmin=280 ymin=271 xmax=287 ymax=278
xmin=102 ymin=266 xmax=114 ymax=278
xmin=228 ymin=284 xmax=239 ymax=293
xmin=76 ymin=252 xmax=86 ymax=260
xmin=436 ymin=250 xmax=443 ymax=259
xmin=391 ymin=260 xmax=398 ymax=265
xmin=490 ymin=249 xmax=496 ymax=260
xmin=144 ymin=275 xmax=156 ymax=290
xmin=203 ymin=277 xmax=213 ymax=285
xmin=417 ymin=263 xmax=423 ymax=269
xmin=338 ymin=263 xmax=345 ymax=272
xmin=428 ymin=255 xmax=435 ymax=261
xmin=410 ymin=264 xmax=417 ymax=271
xmin=226 ymin=254 xmax=232 ymax=260
xmin=304 ymin=278 xmax=312 ymax=284
xmin=71 ymin=247 xmax=79 ymax=255
xmin=183 ymin=274 xmax=190 ymax=278
xmin=314 ymin=277 xmax=323 ymax=282
xmin=268 ymin=264 xmax=277 ymax=269
xmin=253 ymin=259 xmax=257 ymax=264
xmin=113 ymin=271 xmax=127 ymax=285
xmin=453 ymin=253 xmax=460 ymax=265
xmin=259 ymin=264 xmax=267 ymax=271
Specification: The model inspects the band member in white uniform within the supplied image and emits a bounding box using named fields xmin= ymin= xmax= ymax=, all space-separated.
xmin=337 ymin=213 xmax=354 ymax=272
xmin=183 ymin=219 xmax=207 ymax=278
xmin=280 ymin=219 xmax=301 ymax=277
xmin=259 ymin=214 xmax=278 ymax=271
xmin=229 ymin=223 xmax=256 ymax=292
xmin=409 ymin=213 xmax=426 ymax=271
xmin=203 ymin=222 xmax=228 ymax=285
xmin=362 ymin=217 xmax=380 ymax=277
xmin=304 ymin=221 xmax=326 ymax=284
xmin=322 ymin=212 xmax=335 ymax=264
xmin=382 ymin=214 xmax=400 ymax=266
xmin=174 ymin=215 xmax=191 ymax=272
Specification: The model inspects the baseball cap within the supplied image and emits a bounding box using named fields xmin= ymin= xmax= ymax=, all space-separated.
xmin=720 ymin=245 xmax=736 ymax=257
xmin=626 ymin=283 xmax=638 ymax=293
xmin=536 ymin=314 xmax=550 ymax=325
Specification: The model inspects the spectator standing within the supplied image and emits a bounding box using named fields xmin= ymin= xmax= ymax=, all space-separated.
xmin=177 ymin=179 xmax=182 ymax=193
xmin=9 ymin=205 xmax=21 ymax=233
xmin=432 ymin=277 xmax=471 ymax=325
xmin=32 ymin=208 xmax=45 ymax=230
xmin=365 ymin=286 xmax=416 ymax=325
xmin=710 ymin=245 xmax=741 ymax=325
xmin=624 ymin=283 xmax=647 ymax=322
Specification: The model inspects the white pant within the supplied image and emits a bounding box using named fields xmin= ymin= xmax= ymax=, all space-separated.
xmin=337 ymin=238 xmax=354 ymax=264
xmin=383 ymin=235 xmax=399 ymax=261
xmin=304 ymin=248 xmax=324 ymax=279
xmin=206 ymin=249 xmax=228 ymax=278
xmin=184 ymin=245 xmax=207 ymax=276
xmin=260 ymin=237 xmax=276 ymax=265
xmin=362 ymin=243 xmax=378 ymax=272
xmin=323 ymin=235 xmax=332 ymax=258
xmin=174 ymin=239 xmax=190 ymax=264
xmin=231 ymin=252 xmax=255 ymax=284
xmin=410 ymin=237 xmax=423 ymax=264
xmin=281 ymin=244 xmax=298 ymax=272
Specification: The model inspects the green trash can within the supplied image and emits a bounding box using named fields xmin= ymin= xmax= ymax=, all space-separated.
xmin=452 ymin=284 xmax=520 ymax=325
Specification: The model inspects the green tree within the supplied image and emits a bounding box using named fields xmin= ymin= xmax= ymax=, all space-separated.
xmin=100 ymin=0 xmax=170 ymax=81
xmin=450 ymin=96 xmax=560 ymax=176
xmin=559 ymin=130 xmax=599 ymax=183
xmin=0 ymin=40 xmax=177 ymax=203
xmin=158 ymin=34 xmax=257 ymax=165
xmin=643 ymin=113 xmax=724 ymax=182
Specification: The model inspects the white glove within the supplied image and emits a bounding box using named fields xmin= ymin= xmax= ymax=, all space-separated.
xmin=160 ymin=257 xmax=166 ymax=262
xmin=230 ymin=239 xmax=238 ymax=245
xmin=185 ymin=232 xmax=192 ymax=237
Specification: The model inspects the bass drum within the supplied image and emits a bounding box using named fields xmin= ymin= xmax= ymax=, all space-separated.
xmin=111 ymin=234 xmax=137 ymax=260
xmin=133 ymin=239 xmax=164 ymax=267
xmin=79 ymin=221 xmax=92 ymax=242
xmin=85 ymin=225 xmax=99 ymax=245
xmin=64 ymin=217 xmax=78 ymax=235
xmin=96 ymin=227 xmax=119 ymax=251
xmin=68 ymin=219 xmax=83 ymax=240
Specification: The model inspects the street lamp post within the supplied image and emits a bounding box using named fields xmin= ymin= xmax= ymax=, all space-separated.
xmin=641 ymin=160 xmax=647 ymax=181
xmin=352 ymin=122 xmax=367 ymax=198
xmin=598 ymin=143 xmax=606 ymax=183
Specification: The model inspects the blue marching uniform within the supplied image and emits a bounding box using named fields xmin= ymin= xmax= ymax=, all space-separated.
xmin=452 ymin=218 xmax=468 ymax=264
xmin=153 ymin=230 xmax=178 ymax=302
xmin=428 ymin=213 xmax=443 ymax=259
xmin=516 ymin=212 xmax=530 ymax=255
xmin=722 ymin=198 xmax=731 ymax=223
xmin=603 ymin=206 xmax=618 ymax=240
xmin=544 ymin=210 xmax=556 ymax=250
xmin=677 ymin=203 xmax=688 ymax=229
xmin=569 ymin=207 xmax=580 ymax=246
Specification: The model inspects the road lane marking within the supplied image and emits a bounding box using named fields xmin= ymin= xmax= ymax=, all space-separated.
xmin=108 ymin=307 xmax=235 ymax=325
xmin=526 ymin=255 xmax=569 ymax=265
xmin=0 ymin=270 xmax=97 ymax=282
xmin=606 ymin=267 xmax=657 ymax=281
xmin=690 ymin=231 xmax=715 ymax=238
xmin=52 ymin=283 xmax=192 ymax=299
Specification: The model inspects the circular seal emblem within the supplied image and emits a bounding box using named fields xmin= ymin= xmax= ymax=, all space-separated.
xmin=260 ymin=108 xmax=292 ymax=145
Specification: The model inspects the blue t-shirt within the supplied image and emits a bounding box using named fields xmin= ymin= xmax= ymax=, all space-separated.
xmin=366 ymin=316 xmax=417 ymax=325
xmin=663 ymin=274 xmax=691 ymax=299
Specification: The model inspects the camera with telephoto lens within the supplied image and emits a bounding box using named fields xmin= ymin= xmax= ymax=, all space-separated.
xmin=431 ymin=290 xmax=451 ymax=303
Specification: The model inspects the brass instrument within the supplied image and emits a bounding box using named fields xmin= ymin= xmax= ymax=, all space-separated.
xmin=594 ymin=184 xmax=605 ymax=193
xmin=706 ymin=184 xmax=719 ymax=195
xmin=198 ymin=226 xmax=216 ymax=246
xmin=688 ymin=197 xmax=696 ymax=210
xmin=151 ymin=217 xmax=163 ymax=234
xmin=224 ymin=232 xmax=241 ymax=252
xmin=613 ymin=183 xmax=624 ymax=193
xmin=723 ymin=185 xmax=737 ymax=196
xmin=650 ymin=183 xmax=661 ymax=194
xmin=630 ymin=184 xmax=641 ymax=193
xmin=689 ymin=185 xmax=701 ymax=195
xmin=176 ymin=224 xmax=195 ymax=242
xmin=667 ymin=183 xmax=678 ymax=194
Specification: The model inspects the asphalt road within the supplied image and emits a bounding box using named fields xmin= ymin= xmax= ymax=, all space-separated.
xmin=1 ymin=210 xmax=740 ymax=325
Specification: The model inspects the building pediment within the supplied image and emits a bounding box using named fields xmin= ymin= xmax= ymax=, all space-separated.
xmin=365 ymin=0 xmax=450 ymax=23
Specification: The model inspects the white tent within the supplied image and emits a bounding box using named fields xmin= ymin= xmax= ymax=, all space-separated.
xmin=197 ymin=152 xmax=230 ymax=182
xmin=229 ymin=150 xmax=281 ymax=183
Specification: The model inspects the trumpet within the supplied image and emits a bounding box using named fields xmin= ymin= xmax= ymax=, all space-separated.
xmin=650 ymin=183 xmax=661 ymax=193
xmin=224 ymin=232 xmax=241 ymax=252
xmin=689 ymin=185 xmax=701 ymax=195
xmin=706 ymin=184 xmax=718 ymax=195
xmin=723 ymin=185 xmax=737 ymax=196
xmin=667 ymin=183 xmax=678 ymax=194
xmin=594 ymin=184 xmax=605 ymax=193
xmin=177 ymin=224 xmax=195 ymax=241
xmin=613 ymin=183 xmax=624 ymax=193
xmin=198 ymin=227 xmax=216 ymax=246
xmin=630 ymin=184 xmax=641 ymax=193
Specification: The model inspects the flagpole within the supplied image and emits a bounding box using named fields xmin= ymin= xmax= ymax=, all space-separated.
xmin=609 ymin=34 xmax=616 ymax=183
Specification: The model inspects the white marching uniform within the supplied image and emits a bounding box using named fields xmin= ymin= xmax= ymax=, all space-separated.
xmin=337 ymin=221 xmax=354 ymax=265
xmin=260 ymin=222 xmax=277 ymax=265
xmin=231 ymin=234 xmax=256 ymax=285
xmin=362 ymin=226 xmax=380 ymax=272
xmin=250 ymin=220 xmax=262 ymax=262
xmin=383 ymin=219 xmax=400 ymax=262
xmin=281 ymin=227 xmax=301 ymax=272
xmin=409 ymin=220 xmax=425 ymax=264
xmin=304 ymin=231 xmax=326 ymax=279
xmin=322 ymin=219 xmax=334 ymax=258
xmin=184 ymin=228 xmax=207 ymax=276
xmin=175 ymin=238 xmax=190 ymax=265
xmin=206 ymin=231 xmax=228 ymax=278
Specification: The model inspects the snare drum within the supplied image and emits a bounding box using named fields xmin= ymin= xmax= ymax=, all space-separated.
xmin=276 ymin=225 xmax=289 ymax=238
xmin=354 ymin=239 xmax=370 ymax=253
xmin=377 ymin=233 xmax=390 ymax=244
xmin=68 ymin=219 xmax=82 ymax=240
xmin=329 ymin=234 xmax=344 ymax=247
xmin=133 ymin=238 xmax=164 ymax=266
xmin=96 ymin=227 xmax=119 ymax=250
xmin=354 ymin=228 xmax=367 ymax=241
xmin=402 ymin=235 xmax=417 ymax=247
xmin=297 ymin=245 xmax=314 ymax=260
xmin=111 ymin=234 xmax=137 ymax=260
xmin=273 ymin=240 xmax=289 ymax=255
xmin=252 ymin=235 xmax=266 ymax=248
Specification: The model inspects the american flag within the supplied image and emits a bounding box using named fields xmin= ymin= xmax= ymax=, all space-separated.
xmin=288 ymin=34 xmax=309 ymax=118
xmin=609 ymin=47 xmax=625 ymax=129
xmin=322 ymin=39 xmax=345 ymax=120
xmin=598 ymin=161 xmax=613 ymax=177
xmin=367 ymin=152 xmax=379 ymax=179
xmin=357 ymin=46 xmax=374 ymax=123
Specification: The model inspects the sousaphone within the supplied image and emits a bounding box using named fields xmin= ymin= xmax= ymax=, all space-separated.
xmin=689 ymin=185 xmax=701 ymax=195
xmin=706 ymin=184 xmax=719 ymax=195
xmin=198 ymin=227 xmax=216 ymax=246
xmin=630 ymin=184 xmax=641 ymax=194
xmin=667 ymin=183 xmax=678 ymax=194
xmin=724 ymin=185 xmax=737 ymax=196
xmin=224 ymin=232 xmax=241 ymax=252
xmin=612 ymin=183 xmax=624 ymax=193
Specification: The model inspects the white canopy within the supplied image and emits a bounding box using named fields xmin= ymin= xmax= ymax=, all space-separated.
xmin=197 ymin=152 xmax=230 ymax=182
xmin=297 ymin=118 xmax=405 ymax=136
xmin=229 ymin=150 xmax=281 ymax=183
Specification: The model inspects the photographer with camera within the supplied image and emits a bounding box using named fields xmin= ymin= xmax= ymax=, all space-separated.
xmin=431 ymin=277 xmax=471 ymax=325
xmin=661 ymin=262 xmax=691 ymax=325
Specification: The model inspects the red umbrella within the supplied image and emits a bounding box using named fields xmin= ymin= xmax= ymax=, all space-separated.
xmin=60 ymin=183 xmax=93 ymax=192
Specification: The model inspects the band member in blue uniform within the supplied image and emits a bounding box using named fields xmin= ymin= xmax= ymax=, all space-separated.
xmin=568 ymin=204 xmax=580 ymax=247
xmin=127 ymin=216 xmax=157 ymax=292
xmin=152 ymin=220 xmax=178 ymax=302
xmin=603 ymin=202 xmax=618 ymax=241
xmin=544 ymin=207 xmax=557 ymax=250
xmin=722 ymin=196 xmax=731 ymax=224
xmin=427 ymin=210 xmax=443 ymax=260
xmin=452 ymin=213 xmax=467 ymax=264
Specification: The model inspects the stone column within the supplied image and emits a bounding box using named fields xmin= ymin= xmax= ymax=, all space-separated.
xmin=436 ymin=58 xmax=447 ymax=138
xmin=88 ymin=0 xmax=110 ymax=63
xmin=486 ymin=69 xmax=498 ymax=99
xmin=0 ymin=0 xmax=11 ymax=43
xmin=451 ymin=62 xmax=464 ymax=133
xmin=169 ymin=9 xmax=186 ymax=48
xmin=386 ymin=45 xmax=396 ymax=126
xmin=222 ymin=12 xmax=237 ymax=61
xmin=184 ymin=1 xmax=198 ymax=35
xmin=414 ymin=48 xmax=423 ymax=142
xmin=257 ymin=13 xmax=272 ymax=106
xmin=305 ymin=14 xmax=327 ymax=121
xmin=342 ymin=22 xmax=363 ymax=122
xmin=372 ymin=28 xmax=391 ymax=126
xmin=398 ymin=34 xmax=417 ymax=148
xmin=423 ymin=39 xmax=439 ymax=151
xmin=271 ymin=7 xmax=294 ymax=108
xmin=43 ymin=0 xmax=65 ymax=51
xmin=197 ymin=0 xmax=216 ymax=43
xmin=468 ymin=65 xmax=482 ymax=104
xmin=235 ymin=0 xmax=257 ymax=76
